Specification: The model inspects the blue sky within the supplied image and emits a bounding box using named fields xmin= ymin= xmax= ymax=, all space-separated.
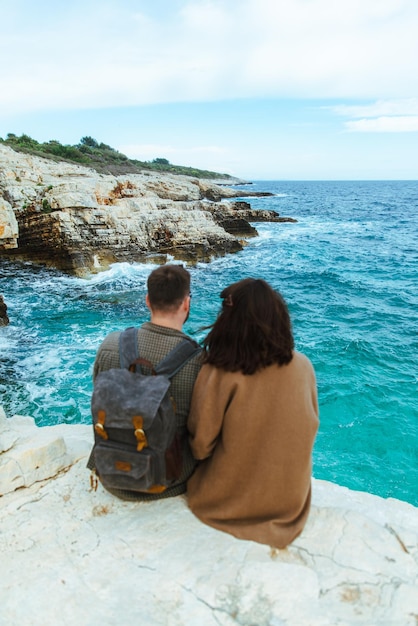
xmin=1 ymin=0 xmax=418 ymax=180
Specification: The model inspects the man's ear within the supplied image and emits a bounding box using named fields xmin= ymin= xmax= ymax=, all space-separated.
xmin=145 ymin=294 xmax=151 ymax=310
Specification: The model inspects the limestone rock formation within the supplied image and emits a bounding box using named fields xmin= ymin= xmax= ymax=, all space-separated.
xmin=1 ymin=406 xmax=417 ymax=625
xmin=0 ymin=145 xmax=286 ymax=276
xmin=0 ymin=294 xmax=9 ymax=326
xmin=0 ymin=196 xmax=18 ymax=249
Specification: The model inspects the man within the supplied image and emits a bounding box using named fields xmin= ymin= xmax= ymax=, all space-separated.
xmin=89 ymin=264 xmax=202 ymax=500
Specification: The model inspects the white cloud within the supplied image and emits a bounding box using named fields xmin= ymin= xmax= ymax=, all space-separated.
xmin=345 ymin=116 xmax=418 ymax=132
xmin=1 ymin=0 xmax=418 ymax=115
xmin=329 ymin=98 xmax=418 ymax=132
xmin=330 ymin=99 xmax=418 ymax=118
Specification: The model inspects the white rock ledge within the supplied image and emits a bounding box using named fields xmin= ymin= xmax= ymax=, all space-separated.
xmin=1 ymin=409 xmax=417 ymax=626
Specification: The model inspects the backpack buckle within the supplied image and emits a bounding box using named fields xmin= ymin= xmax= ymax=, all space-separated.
xmin=94 ymin=410 xmax=108 ymax=439
xmin=133 ymin=415 xmax=148 ymax=451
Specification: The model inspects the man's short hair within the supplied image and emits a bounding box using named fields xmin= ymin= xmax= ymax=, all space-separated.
xmin=147 ymin=264 xmax=190 ymax=312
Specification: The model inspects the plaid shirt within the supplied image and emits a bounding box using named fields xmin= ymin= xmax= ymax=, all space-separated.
xmin=89 ymin=322 xmax=202 ymax=501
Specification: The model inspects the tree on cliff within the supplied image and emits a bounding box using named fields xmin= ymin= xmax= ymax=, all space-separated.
xmin=79 ymin=136 xmax=99 ymax=149
xmin=153 ymin=158 xmax=170 ymax=165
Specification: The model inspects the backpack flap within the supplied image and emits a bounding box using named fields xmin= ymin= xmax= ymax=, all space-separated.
xmin=91 ymin=368 xmax=172 ymax=449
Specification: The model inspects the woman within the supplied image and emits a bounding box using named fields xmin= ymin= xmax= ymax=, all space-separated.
xmin=187 ymin=278 xmax=319 ymax=548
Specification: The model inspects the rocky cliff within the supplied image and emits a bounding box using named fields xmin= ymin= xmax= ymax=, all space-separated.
xmin=0 ymin=295 xmax=9 ymax=326
xmin=1 ymin=406 xmax=417 ymax=626
xmin=0 ymin=145 xmax=290 ymax=276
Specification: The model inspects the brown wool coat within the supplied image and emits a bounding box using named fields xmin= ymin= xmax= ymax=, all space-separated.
xmin=187 ymin=352 xmax=319 ymax=548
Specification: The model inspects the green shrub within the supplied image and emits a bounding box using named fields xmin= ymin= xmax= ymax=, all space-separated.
xmin=42 ymin=198 xmax=52 ymax=213
xmin=1 ymin=133 xmax=231 ymax=179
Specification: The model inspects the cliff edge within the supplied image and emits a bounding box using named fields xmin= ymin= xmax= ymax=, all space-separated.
xmin=1 ymin=407 xmax=417 ymax=626
xmin=0 ymin=145 xmax=288 ymax=276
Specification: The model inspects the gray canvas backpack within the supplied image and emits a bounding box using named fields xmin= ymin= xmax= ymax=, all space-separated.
xmin=90 ymin=327 xmax=201 ymax=493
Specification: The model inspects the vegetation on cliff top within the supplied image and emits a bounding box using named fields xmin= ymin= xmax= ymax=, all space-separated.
xmin=0 ymin=133 xmax=232 ymax=180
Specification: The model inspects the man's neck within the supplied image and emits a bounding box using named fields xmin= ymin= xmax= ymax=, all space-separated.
xmin=149 ymin=313 xmax=184 ymax=332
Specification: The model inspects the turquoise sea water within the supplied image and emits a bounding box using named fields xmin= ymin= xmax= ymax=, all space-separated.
xmin=1 ymin=180 xmax=417 ymax=505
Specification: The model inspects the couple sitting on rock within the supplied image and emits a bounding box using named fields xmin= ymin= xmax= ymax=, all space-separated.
xmin=91 ymin=264 xmax=319 ymax=549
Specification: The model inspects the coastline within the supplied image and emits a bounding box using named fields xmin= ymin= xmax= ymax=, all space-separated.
xmin=0 ymin=144 xmax=280 ymax=277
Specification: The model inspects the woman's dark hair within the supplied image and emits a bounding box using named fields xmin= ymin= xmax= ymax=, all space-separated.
xmin=203 ymin=278 xmax=294 ymax=375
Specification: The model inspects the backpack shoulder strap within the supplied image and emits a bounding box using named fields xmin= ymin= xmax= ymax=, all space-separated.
xmin=155 ymin=338 xmax=201 ymax=379
xmin=118 ymin=327 xmax=139 ymax=370
xmin=119 ymin=327 xmax=201 ymax=376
